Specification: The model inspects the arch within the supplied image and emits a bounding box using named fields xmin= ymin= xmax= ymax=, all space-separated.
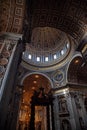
xmin=66 ymin=52 xmax=82 ymax=74
xmin=21 ymin=71 xmax=54 ymax=88
xmin=17 ymin=72 xmax=54 ymax=130
xmin=67 ymin=54 xmax=82 ymax=83
xmin=66 ymin=52 xmax=82 ymax=83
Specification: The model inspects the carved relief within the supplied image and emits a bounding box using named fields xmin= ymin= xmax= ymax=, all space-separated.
xmin=61 ymin=119 xmax=72 ymax=130
xmin=79 ymin=117 xmax=85 ymax=130
xmin=84 ymin=98 xmax=87 ymax=112
xmin=58 ymin=96 xmax=68 ymax=113
xmin=16 ymin=0 xmax=24 ymax=5
xmin=0 ymin=39 xmax=16 ymax=87
xmin=74 ymin=95 xmax=81 ymax=109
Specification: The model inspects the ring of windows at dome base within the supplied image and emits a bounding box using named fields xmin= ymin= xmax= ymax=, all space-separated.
xmin=22 ymin=42 xmax=70 ymax=66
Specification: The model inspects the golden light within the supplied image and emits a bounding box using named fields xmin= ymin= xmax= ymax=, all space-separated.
xmin=35 ymin=75 xmax=39 ymax=78
xmin=33 ymin=81 xmax=37 ymax=84
xmin=32 ymin=87 xmax=35 ymax=90
xmin=29 ymin=114 xmax=31 ymax=117
xmin=24 ymin=105 xmax=27 ymax=109
xmin=75 ymin=59 xmax=79 ymax=64
xmin=22 ymin=99 xmax=25 ymax=103
xmin=23 ymin=90 xmax=26 ymax=93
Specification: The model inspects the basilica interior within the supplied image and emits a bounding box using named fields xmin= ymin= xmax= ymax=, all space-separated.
xmin=0 ymin=0 xmax=87 ymax=130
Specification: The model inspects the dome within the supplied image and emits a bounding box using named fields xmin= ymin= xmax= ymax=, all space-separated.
xmin=22 ymin=27 xmax=74 ymax=69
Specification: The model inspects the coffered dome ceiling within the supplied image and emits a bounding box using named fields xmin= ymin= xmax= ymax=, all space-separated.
xmin=28 ymin=27 xmax=68 ymax=52
xmin=22 ymin=27 xmax=74 ymax=68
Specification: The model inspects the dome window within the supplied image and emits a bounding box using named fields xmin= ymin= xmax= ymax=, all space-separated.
xmin=45 ymin=57 xmax=48 ymax=61
xmin=28 ymin=54 xmax=32 ymax=59
xmin=61 ymin=50 xmax=64 ymax=55
xmin=54 ymin=54 xmax=57 ymax=59
xmin=66 ymin=43 xmax=69 ymax=48
xmin=37 ymin=57 xmax=40 ymax=62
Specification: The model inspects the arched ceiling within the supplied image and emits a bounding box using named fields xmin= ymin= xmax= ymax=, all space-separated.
xmin=22 ymin=74 xmax=51 ymax=104
xmin=0 ymin=0 xmax=87 ymax=42
xmin=68 ymin=56 xmax=87 ymax=84
xmin=19 ymin=73 xmax=52 ymax=123
xmin=26 ymin=0 xmax=87 ymax=42
xmin=28 ymin=27 xmax=68 ymax=52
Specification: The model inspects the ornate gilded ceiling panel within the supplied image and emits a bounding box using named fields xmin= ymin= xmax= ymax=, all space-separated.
xmin=0 ymin=0 xmax=25 ymax=34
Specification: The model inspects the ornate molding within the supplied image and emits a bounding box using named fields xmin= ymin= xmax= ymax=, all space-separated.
xmin=0 ymin=0 xmax=25 ymax=34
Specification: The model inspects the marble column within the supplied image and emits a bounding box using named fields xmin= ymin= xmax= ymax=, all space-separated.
xmin=0 ymin=36 xmax=25 ymax=129
xmin=53 ymin=95 xmax=60 ymax=130
xmin=6 ymin=86 xmax=23 ymax=130
xmin=78 ymin=94 xmax=87 ymax=129
xmin=66 ymin=92 xmax=81 ymax=130
xmin=46 ymin=105 xmax=51 ymax=130
xmin=51 ymin=102 xmax=55 ymax=130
